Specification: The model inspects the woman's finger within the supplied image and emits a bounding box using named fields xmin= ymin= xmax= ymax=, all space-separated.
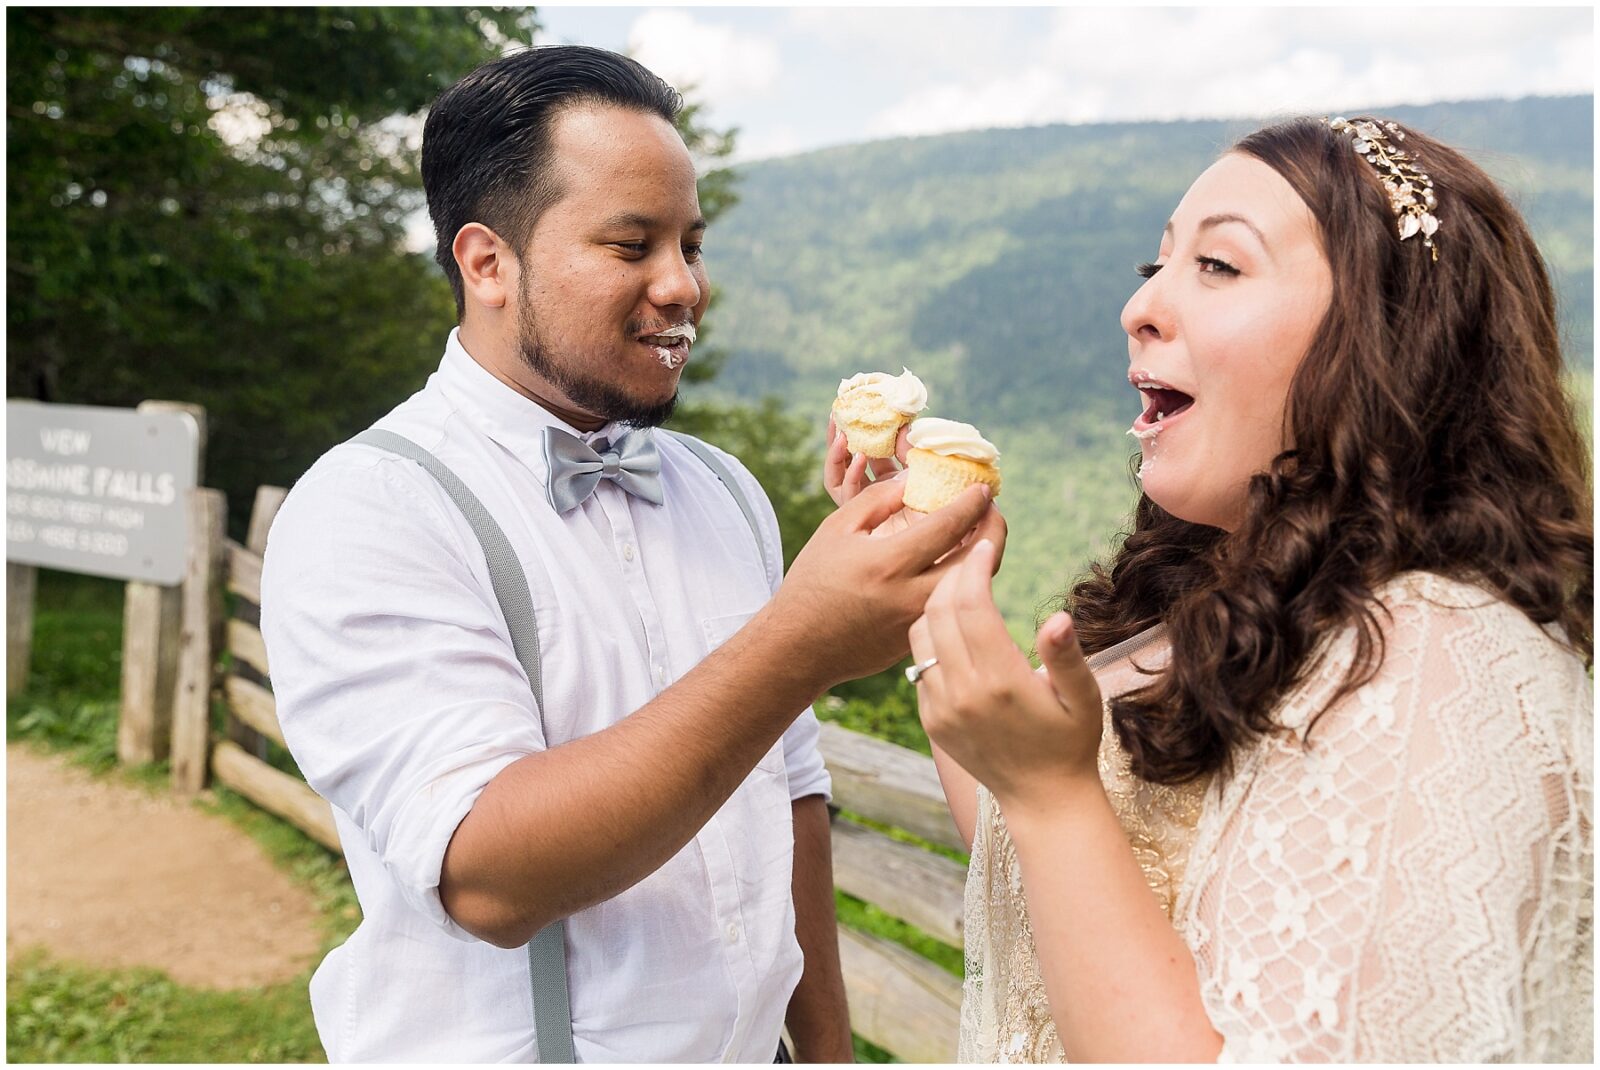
xmin=907 ymin=613 xmax=953 ymax=728
xmin=949 ymin=540 xmax=1024 ymax=673
xmin=1035 ymin=612 xmax=1101 ymax=716
xmin=920 ymin=554 xmax=978 ymax=685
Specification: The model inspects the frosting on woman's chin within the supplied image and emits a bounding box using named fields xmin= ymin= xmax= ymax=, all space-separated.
xmin=837 ymin=367 xmax=929 ymax=417
xmin=906 ymin=417 xmax=1000 ymax=463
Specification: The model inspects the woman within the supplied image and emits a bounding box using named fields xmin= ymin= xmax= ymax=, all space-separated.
xmin=825 ymin=116 xmax=1591 ymax=1061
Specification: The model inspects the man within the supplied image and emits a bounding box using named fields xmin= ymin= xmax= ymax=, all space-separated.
xmin=262 ymin=46 xmax=1003 ymax=1062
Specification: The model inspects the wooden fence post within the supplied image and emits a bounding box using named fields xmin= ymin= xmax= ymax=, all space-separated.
xmin=117 ymin=400 xmax=205 ymax=765
xmin=7 ymin=562 xmax=38 ymax=696
xmin=171 ymin=488 xmax=226 ymax=794
xmin=229 ymin=485 xmax=287 ymax=760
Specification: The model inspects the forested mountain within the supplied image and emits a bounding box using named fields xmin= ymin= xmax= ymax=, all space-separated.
xmin=701 ymin=96 xmax=1595 ymax=637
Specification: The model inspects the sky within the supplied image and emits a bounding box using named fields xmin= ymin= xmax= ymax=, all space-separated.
xmin=530 ymin=3 xmax=1595 ymax=163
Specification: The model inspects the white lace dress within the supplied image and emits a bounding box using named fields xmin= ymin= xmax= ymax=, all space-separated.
xmin=958 ymin=572 xmax=1593 ymax=1062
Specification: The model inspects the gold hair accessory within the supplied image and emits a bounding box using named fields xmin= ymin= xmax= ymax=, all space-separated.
xmin=1326 ymin=116 xmax=1439 ymax=261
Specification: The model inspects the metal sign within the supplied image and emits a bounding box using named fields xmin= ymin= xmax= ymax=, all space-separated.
xmin=7 ymin=401 xmax=200 ymax=585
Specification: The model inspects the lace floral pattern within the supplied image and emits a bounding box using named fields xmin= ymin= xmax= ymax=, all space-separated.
xmin=959 ymin=573 xmax=1594 ymax=1062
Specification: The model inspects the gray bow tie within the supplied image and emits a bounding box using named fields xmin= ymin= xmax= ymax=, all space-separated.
xmin=541 ymin=426 xmax=664 ymax=513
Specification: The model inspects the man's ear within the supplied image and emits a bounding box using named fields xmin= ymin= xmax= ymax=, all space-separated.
xmin=453 ymin=222 xmax=517 ymax=311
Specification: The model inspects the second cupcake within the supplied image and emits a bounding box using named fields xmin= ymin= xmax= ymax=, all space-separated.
xmin=902 ymin=417 xmax=1002 ymax=512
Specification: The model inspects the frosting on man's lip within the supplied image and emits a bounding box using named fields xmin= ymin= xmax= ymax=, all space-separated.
xmin=636 ymin=323 xmax=696 ymax=369
xmin=639 ymin=322 xmax=696 ymax=344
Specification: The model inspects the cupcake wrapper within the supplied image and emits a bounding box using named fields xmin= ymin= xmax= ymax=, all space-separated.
xmin=902 ymin=448 xmax=1002 ymax=512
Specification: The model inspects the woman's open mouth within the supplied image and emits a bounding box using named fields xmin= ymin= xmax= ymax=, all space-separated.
xmin=1129 ymin=371 xmax=1195 ymax=437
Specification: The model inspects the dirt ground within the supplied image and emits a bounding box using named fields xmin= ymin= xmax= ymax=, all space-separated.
xmin=6 ymin=743 xmax=324 ymax=989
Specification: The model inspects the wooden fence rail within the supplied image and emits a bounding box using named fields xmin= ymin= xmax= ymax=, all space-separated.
xmin=212 ymin=488 xmax=967 ymax=1062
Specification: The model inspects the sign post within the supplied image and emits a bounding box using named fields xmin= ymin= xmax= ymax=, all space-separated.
xmin=7 ymin=561 xmax=37 ymax=696
xmin=6 ymin=399 xmax=205 ymax=764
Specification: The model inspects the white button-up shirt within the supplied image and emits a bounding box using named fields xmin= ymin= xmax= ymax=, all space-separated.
xmin=261 ymin=329 xmax=832 ymax=1063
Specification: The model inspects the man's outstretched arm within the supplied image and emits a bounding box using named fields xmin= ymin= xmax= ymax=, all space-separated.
xmin=438 ymin=480 xmax=1005 ymax=947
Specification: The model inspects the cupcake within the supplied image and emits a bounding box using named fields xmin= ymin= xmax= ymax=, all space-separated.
xmin=832 ymin=368 xmax=928 ymax=457
xmin=901 ymin=418 xmax=1002 ymax=513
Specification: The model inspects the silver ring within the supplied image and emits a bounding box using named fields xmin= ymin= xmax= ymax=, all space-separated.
xmin=905 ymin=657 xmax=939 ymax=685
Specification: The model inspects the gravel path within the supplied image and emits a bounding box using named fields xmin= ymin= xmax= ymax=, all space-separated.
xmin=7 ymin=743 xmax=323 ymax=989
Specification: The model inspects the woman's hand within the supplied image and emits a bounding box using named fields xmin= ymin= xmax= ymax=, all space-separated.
xmin=909 ymin=539 xmax=1105 ymax=817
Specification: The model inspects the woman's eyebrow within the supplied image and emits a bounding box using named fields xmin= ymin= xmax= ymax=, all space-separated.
xmin=1163 ymin=214 xmax=1270 ymax=250
xmin=1164 ymin=211 xmax=1273 ymax=265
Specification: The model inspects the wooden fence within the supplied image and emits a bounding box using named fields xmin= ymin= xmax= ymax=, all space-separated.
xmin=209 ymin=487 xmax=967 ymax=1062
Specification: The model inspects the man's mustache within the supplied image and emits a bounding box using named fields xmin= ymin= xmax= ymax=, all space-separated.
xmin=626 ymin=317 xmax=696 ymax=337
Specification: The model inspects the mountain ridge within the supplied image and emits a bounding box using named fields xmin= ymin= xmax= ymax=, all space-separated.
xmin=698 ymin=95 xmax=1594 ymax=635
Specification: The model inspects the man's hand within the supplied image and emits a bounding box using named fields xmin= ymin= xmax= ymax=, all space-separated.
xmin=761 ymin=475 xmax=1006 ymax=693
xmin=824 ymin=416 xmax=911 ymax=503
xmin=824 ymin=418 xmax=918 ymax=538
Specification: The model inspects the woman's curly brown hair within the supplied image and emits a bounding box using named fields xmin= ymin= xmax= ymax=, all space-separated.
xmin=1065 ymin=116 xmax=1593 ymax=786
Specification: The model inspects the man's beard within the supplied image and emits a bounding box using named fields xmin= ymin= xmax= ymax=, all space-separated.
xmin=515 ymin=297 xmax=678 ymax=430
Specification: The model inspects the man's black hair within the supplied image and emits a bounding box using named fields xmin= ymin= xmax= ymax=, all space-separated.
xmin=421 ymin=45 xmax=683 ymax=318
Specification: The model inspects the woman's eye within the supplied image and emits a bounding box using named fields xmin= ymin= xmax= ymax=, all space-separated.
xmin=683 ymin=243 xmax=703 ymax=262
xmin=1196 ymin=255 xmax=1240 ymax=276
xmin=1135 ymin=261 xmax=1163 ymax=279
xmin=615 ymin=242 xmax=647 ymax=254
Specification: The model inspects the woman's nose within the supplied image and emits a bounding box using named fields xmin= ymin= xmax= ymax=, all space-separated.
xmin=1120 ymin=274 xmax=1172 ymax=344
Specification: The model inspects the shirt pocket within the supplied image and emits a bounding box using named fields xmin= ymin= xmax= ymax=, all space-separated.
xmin=701 ymin=610 xmax=785 ymax=776
xmin=701 ymin=609 xmax=757 ymax=655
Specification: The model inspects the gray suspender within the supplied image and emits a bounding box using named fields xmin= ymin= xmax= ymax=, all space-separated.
xmin=349 ymin=426 xmax=769 ymax=1062
xmin=351 ymin=428 xmax=572 ymax=1062
xmin=657 ymin=429 xmax=772 ymax=580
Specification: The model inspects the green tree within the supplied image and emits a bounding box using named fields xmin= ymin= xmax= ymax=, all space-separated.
xmin=7 ymin=6 xmax=536 ymax=533
xmin=667 ymin=91 xmax=836 ymax=569
xmin=6 ymin=6 xmax=835 ymax=570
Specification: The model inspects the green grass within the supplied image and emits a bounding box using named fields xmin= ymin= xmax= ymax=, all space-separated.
xmin=6 ymin=950 xmax=326 ymax=1063
xmin=7 ymin=570 xmax=124 ymax=771
xmin=836 ymin=895 xmax=963 ymax=978
xmin=2 ymin=749 xmax=354 ymax=1063
xmin=7 ymin=570 xmax=339 ymax=1062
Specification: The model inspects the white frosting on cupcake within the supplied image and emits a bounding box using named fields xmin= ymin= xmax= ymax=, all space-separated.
xmin=906 ymin=417 xmax=1000 ymax=463
xmin=835 ymin=367 xmax=928 ymax=417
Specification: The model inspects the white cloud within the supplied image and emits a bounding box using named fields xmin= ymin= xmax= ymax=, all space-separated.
xmin=785 ymin=6 xmax=1020 ymax=74
xmin=626 ymin=9 xmax=781 ymax=105
xmin=864 ymin=5 xmax=1593 ymax=139
xmin=735 ymin=123 xmax=806 ymax=163
xmin=869 ymin=67 xmax=1091 ymax=139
